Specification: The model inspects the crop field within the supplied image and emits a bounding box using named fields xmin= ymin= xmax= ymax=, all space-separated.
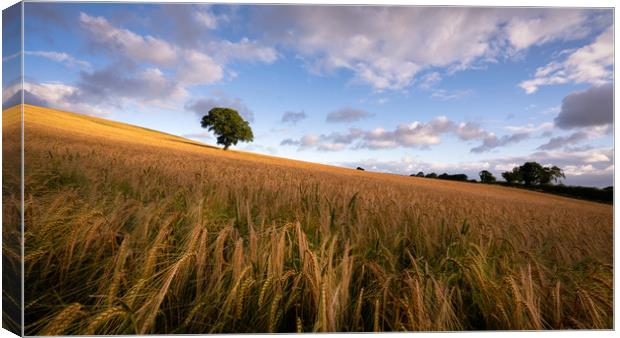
xmin=3 ymin=105 xmax=613 ymax=334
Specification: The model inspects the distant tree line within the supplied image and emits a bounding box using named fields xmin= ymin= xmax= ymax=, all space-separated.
xmin=406 ymin=161 xmax=612 ymax=203
xmin=410 ymin=171 xmax=470 ymax=182
xmin=409 ymin=161 xmax=565 ymax=186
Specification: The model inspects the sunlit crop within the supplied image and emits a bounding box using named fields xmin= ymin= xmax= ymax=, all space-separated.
xmin=4 ymin=105 xmax=612 ymax=334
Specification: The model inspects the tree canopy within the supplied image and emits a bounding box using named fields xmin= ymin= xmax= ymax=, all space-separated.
xmin=501 ymin=162 xmax=565 ymax=186
xmin=201 ymin=107 xmax=253 ymax=150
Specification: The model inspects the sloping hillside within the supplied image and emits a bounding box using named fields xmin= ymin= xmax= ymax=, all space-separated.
xmin=5 ymin=104 xmax=612 ymax=333
xmin=15 ymin=104 xmax=609 ymax=207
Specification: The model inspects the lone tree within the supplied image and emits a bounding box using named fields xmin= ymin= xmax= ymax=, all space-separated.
xmin=479 ymin=170 xmax=496 ymax=183
xmin=201 ymin=107 xmax=253 ymax=150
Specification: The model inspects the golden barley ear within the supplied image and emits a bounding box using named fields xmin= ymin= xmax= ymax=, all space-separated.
xmin=40 ymin=303 xmax=84 ymax=336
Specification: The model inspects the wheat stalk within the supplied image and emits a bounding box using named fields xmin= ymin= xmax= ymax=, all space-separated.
xmin=41 ymin=303 xmax=84 ymax=336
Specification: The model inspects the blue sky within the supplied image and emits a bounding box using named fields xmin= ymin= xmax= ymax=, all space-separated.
xmin=3 ymin=3 xmax=614 ymax=186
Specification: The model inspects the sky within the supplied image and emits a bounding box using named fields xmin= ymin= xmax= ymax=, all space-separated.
xmin=2 ymin=3 xmax=614 ymax=187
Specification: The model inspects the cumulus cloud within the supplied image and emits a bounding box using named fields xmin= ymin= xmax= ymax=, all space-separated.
xmin=364 ymin=116 xmax=455 ymax=148
xmin=537 ymin=123 xmax=611 ymax=150
xmin=253 ymin=7 xmax=604 ymax=91
xmin=208 ymin=38 xmax=278 ymax=64
xmin=470 ymin=133 xmax=530 ymax=153
xmin=537 ymin=131 xmax=589 ymax=151
xmin=76 ymin=66 xmax=188 ymax=106
xmin=2 ymin=81 xmax=108 ymax=116
xmin=554 ymin=84 xmax=613 ymax=129
xmin=79 ymin=12 xmax=225 ymax=86
xmin=519 ymin=26 xmax=613 ymax=93
xmin=504 ymin=9 xmax=592 ymax=50
xmin=152 ymin=4 xmax=230 ymax=48
xmin=185 ymin=93 xmax=254 ymax=122
xmin=73 ymin=11 xmax=277 ymax=114
xmin=8 ymin=63 xmax=186 ymax=114
xmin=281 ymin=110 xmax=307 ymax=124
xmin=175 ymin=50 xmax=224 ymax=86
xmin=15 ymin=10 xmax=280 ymax=116
xmin=80 ymin=12 xmax=178 ymax=66
xmin=282 ymin=114 xmax=537 ymax=153
xmin=461 ymin=121 xmax=556 ymax=153
xmin=456 ymin=122 xmax=488 ymax=140
xmin=326 ymin=107 xmax=374 ymax=123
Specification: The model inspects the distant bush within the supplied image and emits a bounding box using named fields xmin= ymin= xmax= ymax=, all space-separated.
xmin=356 ymin=167 xmax=365 ymax=171
xmin=437 ymin=173 xmax=468 ymax=182
xmin=425 ymin=172 xmax=437 ymax=178
xmin=479 ymin=170 xmax=496 ymax=183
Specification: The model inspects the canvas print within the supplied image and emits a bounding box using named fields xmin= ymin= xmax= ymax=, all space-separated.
xmin=2 ymin=2 xmax=614 ymax=335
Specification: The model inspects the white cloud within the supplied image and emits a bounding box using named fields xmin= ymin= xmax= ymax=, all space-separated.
xmin=80 ymin=12 xmax=178 ymax=66
xmin=519 ymin=26 xmax=613 ymax=93
xmin=66 ymin=11 xmax=280 ymax=114
xmin=79 ymin=11 xmax=276 ymax=89
xmin=282 ymin=114 xmax=539 ymax=153
xmin=3 ymin=81 xmax=108 ymax=116
xmin=562 ymin=164 xmax=612 ymax=176
xmin=537 ymin=124 xmax=611 ymax=151
xmin=417 ymin=72 xmax=442 ymax=90
xmin=208 ymin=38 xmax=278 ymax=64
xmin=176 ymin=50 xmax=224 ymax=86
xmin=25 ymin=51 xmax=92 ymax=70
xmin=23 ymin=82 xmax=78 ymax=105
xmin=504 ymin=122 xmax=554 ymax=133
xmin=456 ymin=122 xmax=487 ymax=140
xmin=505 ymin=10 xmax=591 ymax=50
xmin=194 ymin=10 xmax=220 ymax=29
xmin=470 ymin=132 xmax=529 ymax=153
xmin=256 ymin=7 xmax=604 ymax=91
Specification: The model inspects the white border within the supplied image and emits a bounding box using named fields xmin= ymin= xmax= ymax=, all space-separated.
xmin=0 ymin=1 xmax=616 ymax=338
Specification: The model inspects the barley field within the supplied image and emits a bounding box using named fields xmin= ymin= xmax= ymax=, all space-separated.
xmin=3 ymin=104 xmax=613 ymax=334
